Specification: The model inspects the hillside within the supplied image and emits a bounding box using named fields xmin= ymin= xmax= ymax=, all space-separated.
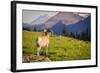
xmin=23 ymin=31 xmax=91 ymax=62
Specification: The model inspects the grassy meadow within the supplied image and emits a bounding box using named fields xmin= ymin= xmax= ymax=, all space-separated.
xmin=23 ymin=31 xmax=91 ymax=62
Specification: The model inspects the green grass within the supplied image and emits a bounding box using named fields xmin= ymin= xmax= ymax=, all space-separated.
xmin=23 ymin=31 xmax=91 ymax=61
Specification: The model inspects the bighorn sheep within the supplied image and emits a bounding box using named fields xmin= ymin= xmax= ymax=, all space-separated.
xmin=36 ymin=29 xmax=50 ymax=56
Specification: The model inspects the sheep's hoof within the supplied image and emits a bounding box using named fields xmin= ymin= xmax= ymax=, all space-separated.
xmin=37 ymin=55 xmax=40 ymax=57
xmin=45 ymin=55 xmax=48 ymax=57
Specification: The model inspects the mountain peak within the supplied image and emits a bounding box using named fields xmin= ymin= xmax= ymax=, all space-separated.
xmin=45 ymin=12 xmax=83 ymax=25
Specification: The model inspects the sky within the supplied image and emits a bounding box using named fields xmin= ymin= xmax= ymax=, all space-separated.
xmin=22 ymin=10 xmax=58 ymax=23
xmin=22 ymin=10 xmax=90 ymax=24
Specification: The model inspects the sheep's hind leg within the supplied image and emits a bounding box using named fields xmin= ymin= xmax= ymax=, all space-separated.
xmin=37 ymin=47 xmax=41 ymax=56
xmin=45 ymin=45 xmax=48 ymax=57
xmin=46 ymin=48 xmax=48 ymax=57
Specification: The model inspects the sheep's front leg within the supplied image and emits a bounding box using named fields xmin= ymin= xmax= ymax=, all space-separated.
xmin=37 ymin=47 xmax=41 ymax=56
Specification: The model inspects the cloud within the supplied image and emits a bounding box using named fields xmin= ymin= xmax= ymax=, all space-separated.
xmin=73 ymin=12 xmax=90 ymax=18
xmin=23 ymin=10 xmax=58 ymax=23
xmin=78 ymin=13 xmax=90 ymax=17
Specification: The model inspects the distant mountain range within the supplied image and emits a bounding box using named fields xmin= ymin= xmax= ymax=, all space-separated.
xmin=65 ymin=16 xmax=91 ymax=35
xmin=40 ymin=12 xmax=84 ymax=30
xmin=48 ymin=15 xmax=90 ymax=35
xmin=23 ymin=12 xmax=91 ymax=37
